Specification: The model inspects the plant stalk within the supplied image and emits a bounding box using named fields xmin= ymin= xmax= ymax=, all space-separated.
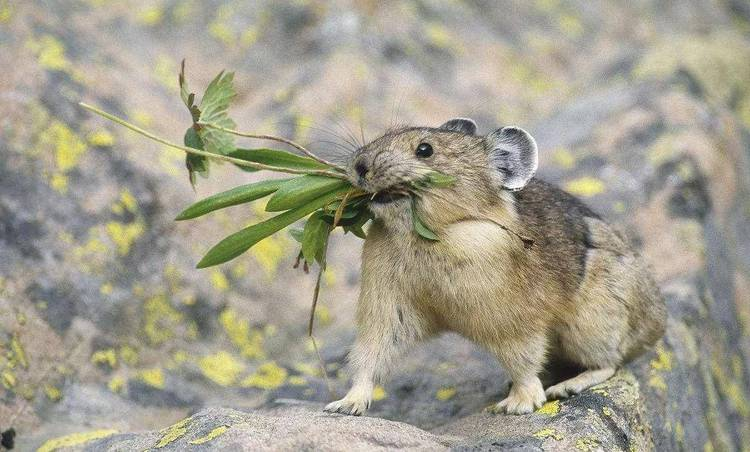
xmin=79 ymin=103 xmax=348 ymax=180
xmin=198 ymin=122 xmax=346 ymax=171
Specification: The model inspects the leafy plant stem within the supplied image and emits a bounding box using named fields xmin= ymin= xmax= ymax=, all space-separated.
xmin=79 ymin=103 xmax=348 ymax=179
xmin=308 ymin=244 xmax=334 ymax=398
xmin=198 ymin=121 xmax=346 ymax=172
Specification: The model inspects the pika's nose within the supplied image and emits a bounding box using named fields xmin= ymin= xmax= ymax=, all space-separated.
xmin=355 ymin=161 xmax=369 ymax=180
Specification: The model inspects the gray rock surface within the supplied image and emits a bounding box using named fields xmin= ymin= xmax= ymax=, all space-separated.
xmin=2 ymin=1 xmax=750 ymax=451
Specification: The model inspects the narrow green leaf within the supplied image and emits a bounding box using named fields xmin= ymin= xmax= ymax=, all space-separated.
xmin=302 ymin=211 xmax=332 ymax=266
xmin=196 ymin=186 xmax=349 ymax=268
xmin=265 ymin=175 xmax=350 ymax=212
xmin=228 ymin=148 xmax=330 ymax=173
xmin=175 ymin=178 xmax=292 ymax=221
xmin=411 ymin=199 xmax=439 ymax=241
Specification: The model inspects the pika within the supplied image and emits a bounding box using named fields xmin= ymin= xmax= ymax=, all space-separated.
xmin=324 ymin=118 xmax=666 ymax=415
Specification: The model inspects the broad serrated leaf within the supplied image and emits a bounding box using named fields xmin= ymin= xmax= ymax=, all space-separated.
xmin=184 ymin=128 xmax=208 ymax=188
xmin=411 ymin=199 xmax=439 ymax=241
xmin=197 ymin=71 xmax=236 ymax=155
xmin=265 ymin=175 xmax=350 ymax=212
xmin=301 ymin=211 xmax=332 ymax=266
xmin=196 ymin=186 xmax=349 ymax=268
xmin=228 ymin=148 xmax=330 ymax=173
xmin=175 ymin=178 xmax=292 ymax=221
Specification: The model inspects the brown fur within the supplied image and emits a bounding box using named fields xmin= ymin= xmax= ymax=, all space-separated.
xmin=324 ymin=125 xmax=666 ymax=416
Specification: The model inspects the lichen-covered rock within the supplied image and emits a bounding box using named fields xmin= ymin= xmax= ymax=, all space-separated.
xmin=2 ymin=1 xmax=750 ymax=451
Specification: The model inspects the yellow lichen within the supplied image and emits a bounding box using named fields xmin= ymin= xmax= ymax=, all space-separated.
xmin=372 ymin=385 xmax=387 ymax=401
xmin=250 ymin=235 xmax=288 ymax=278
xmin=210 ymin=269 xmax=230 ymax=292
xmin=315 ymin=305 xmax=332 ymax=326
xmin=118 ymin=189 xmax=138 ymax=213
xmin=108 ymin=376 xmax=125 ymax=393
xmin=44 ymin=384 xmax=63 ymax=402
xmin=534 ymin=428 xmax=563 ymax=440
xmin=208 ymin=4 xmax=235 ymax=45
xmin=219 ymin=308 xmax=265 ymax=359
xmin=87 ymin=130 xmax=115 ymax=147
xmin=119 ymin=345 xmax=139 ymax=365
xmin=153 ymin=55 xmax=178 ymax=91
xmin=552 ymin=148 xmax=576 ymax=169
xmin=564 ymin=177 xmax=605 ymax=197
xmin=293 ymin=362 xmax=319 ymax=377
xmin=155 ymin=418 xmax=190 ymax=448
xmin=137 ymin=6 xmax=163 ymax=26
xmin=424 ymin=22 xmax=459 ymax=52
xmin=575 ymin=436 xmax=601 ymax=451
xmin=648 ymin=344 xmax=673 ymax=392
xmin=2 ymin=370 xmax=17 ymax=389
xmin=91 ymin=348 xmax=117 ymax=368
xmin=0 ymin=1 xmax=12 ymax=23
xmin=602 ymin=406 xmax=613 ymax=417
xmin=105 ymin=220 xmax=145 ymax=256
xmin=199 ymin=351 xmax=244 ymax=386
xmin=27 ymin=35 xmax=71 ymax=71
xmin=10 ymin=335 xmax=28 ymax=369
xmin=288 ymin=376 xmax=307 ymax=386
xmin=189 ymin=425 xmax=230 ymax=445
xmin=559 ymin=13 xmax=584 ymax=38
xmin=241 ymin=361 xmax=288 ymax=390
xmin=37 ymin=429 xmax=118 ymax=452
xmin=41 ymin=121 xmax=87 ymax=172
xmin=139 ymin=368 xmax=165 ymax=389
xmin=143 ymin=294 xmax=183 ymax=345
xmin=536 ymin=399 xmax=560 ymax=415
xmin=648 ymin=374 xmax=667 ymax=391
xmin=436 ymin=387 xmax=456 ymax=401
xmin=711 ymin=358 xmax=750 ymax=417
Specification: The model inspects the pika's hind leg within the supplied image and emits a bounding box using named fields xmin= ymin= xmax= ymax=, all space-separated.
xmin=545 ymin=367 xmax=615 ymax=399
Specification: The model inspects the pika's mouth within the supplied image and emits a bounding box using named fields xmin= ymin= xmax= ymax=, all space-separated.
xmin=370 ymin=189 xmax=409 ymax=204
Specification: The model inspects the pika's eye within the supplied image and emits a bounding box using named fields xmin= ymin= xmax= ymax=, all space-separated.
xmin=416 ymin=142 xmax=433 ymax=158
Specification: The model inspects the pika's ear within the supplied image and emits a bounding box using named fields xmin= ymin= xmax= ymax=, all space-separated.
xmin=439 ymin=118 xmax=477 ymax=135
xmin=486 ymin=126 xmax=538 ymax=191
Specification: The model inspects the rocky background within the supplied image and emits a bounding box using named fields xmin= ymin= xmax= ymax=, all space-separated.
xmin=1 ymin=0 xmax=750 ymax=450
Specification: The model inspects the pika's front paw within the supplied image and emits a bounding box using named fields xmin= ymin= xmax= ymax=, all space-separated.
xmin=324 ymin=397 xmax=370 ymax=416
xmin=487 ymin=380 xmax=546 ymax=415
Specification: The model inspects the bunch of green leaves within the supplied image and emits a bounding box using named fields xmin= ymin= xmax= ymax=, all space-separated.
xmin=80 ymin=65 xmax=458 ymax=272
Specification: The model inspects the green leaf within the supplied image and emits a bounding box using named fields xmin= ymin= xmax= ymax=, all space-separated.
xmin=175 ymin=178 xmax=292 ymax=221
xmin=424 ymin=171 xmax=456 ymax=188
xmin=265 ymin=175 xmax=350 ymax=212
xmin=342 ymin=211 xmax=372 ymax=239
xmin=179 ymin=60 xmax=192 ymax=110
xmin=302 ymin=211 xmax=332 ymax=266
xmin=197 ymin=71 xmax=236 ymax=155
xmin=196 ymin=186 xmax=349 ymax=268
xmin=289 ymin=227 xmax=304 ymax=243
xmin=179 ymin=62 xmax=201 ymax=123
xmin=184 ymin=128 xmax=208 ymax=188
xmin=228 ymin=148 xmax=330 ymax=173
xmin=411 ymin=199 xmax=439 ymax=241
